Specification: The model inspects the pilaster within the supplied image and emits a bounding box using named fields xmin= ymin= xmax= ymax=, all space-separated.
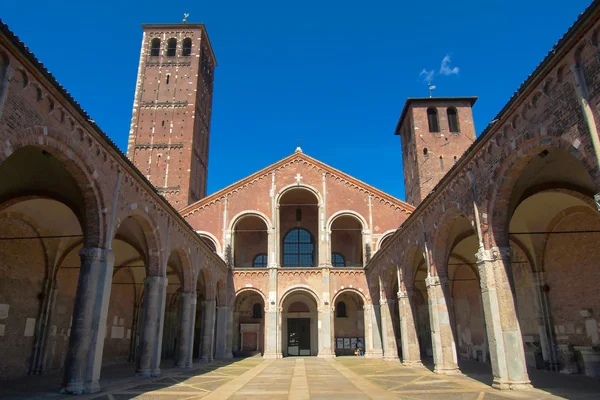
xmin=476 ymin=247 xmax=531 ymax=390
xmin=398 ymin=290 xmax=423 ymax=367
xmin=364 ymin=304 xmax=383 ymax=358
xmin=61 ymin=248 xmax=115 ymax=394
xmin=425 ymin=275 xmax=460 ymax=375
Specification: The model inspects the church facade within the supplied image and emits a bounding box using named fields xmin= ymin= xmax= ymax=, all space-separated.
xmin=1 ymin=0 xmax=600 ymax=395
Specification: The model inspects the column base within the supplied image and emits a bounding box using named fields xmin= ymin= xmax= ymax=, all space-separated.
xmin=365 ymin=350 xmax=383 ymax=359
xmin=263 ymin=352 xmax=283 ymax=359
xmin=433 ymin=365 xmax=461 ymax=375
xmin=402 ymin=360 xmax=424 ymax=368
xmin=60 ymin=381 xmax=85 ymax=395
xmin=215 ymin=353 xmax=234 ymax=360
xmin=136 ymin=369 xmax=153 ymax=377
xmin=84 ymin=380 xmax=101 ymax=394
xmin=200 ymin=356 xmax=214 ymax=362
xmin=317 ymin=352 xmax=336 ymax=359
xmin=492 ymin=378 xmax=532 ymax=391
xmin=383 ymin=355 xmax=400 ymax=362
xmin=151 ymin=368 xmax=161 ymax=377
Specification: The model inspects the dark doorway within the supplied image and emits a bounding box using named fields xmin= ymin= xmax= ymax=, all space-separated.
xmin=287 ymin=318 xmax=310 ymax=356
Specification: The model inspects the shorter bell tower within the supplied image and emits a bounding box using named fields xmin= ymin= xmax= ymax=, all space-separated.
xmin=395 ymin=97 xmax=477 ymax=206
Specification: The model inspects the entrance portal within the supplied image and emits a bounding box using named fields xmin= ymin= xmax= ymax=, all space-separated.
xmin=287 ymin=318 xmax=311 ymax=356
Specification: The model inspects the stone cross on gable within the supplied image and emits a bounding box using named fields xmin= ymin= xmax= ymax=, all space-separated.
xmin=295 ymin=173 xmax=303 ymax=183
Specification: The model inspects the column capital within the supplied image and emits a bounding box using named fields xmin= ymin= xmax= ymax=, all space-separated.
xmin=78 ymin=247 xmax=108 ymax=261
xmin=397 ymin=290 xmax=409 ymax=299
xmin=363 ymin=304 xmax=373 ymax=311
xmin=425 ymin=275 xmax=440 ymax=288
xmin=475 ymin=246 xmax=511 ymax=263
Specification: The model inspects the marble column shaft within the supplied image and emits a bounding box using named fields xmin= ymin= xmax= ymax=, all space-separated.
xmin=176 ymin=292 xmax=196 ymax=368
xmin=200 ymin=299 xmax=216 ymax=361
xmin=398 ymin=290 xmax=422 ymax=366
xmin=425 ymin=275 xmax=459 ymax=374
xmin=62 ymin=247 xmax=115 ymax=394
xmin=476 ymin=247 xmax=531 ymax=390
xmin=215 ymin=305 xmax=233 ymax=359
xmin=136 ymin=276 xmax=168 ymax=377
xmin=380 ymin=297 xmax=399 ymax=361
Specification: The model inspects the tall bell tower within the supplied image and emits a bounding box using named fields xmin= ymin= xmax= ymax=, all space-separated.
xmin=395 ymin=97 xmax=477 ymax=206
xmin=127 ymin=21 xmax=216 ymax=207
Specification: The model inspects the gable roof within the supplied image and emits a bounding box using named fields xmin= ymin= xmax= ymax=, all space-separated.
xmin=180 ymin=150 xmax=415 ymax=216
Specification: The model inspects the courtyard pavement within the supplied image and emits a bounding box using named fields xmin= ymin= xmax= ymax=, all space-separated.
xmin=2 ymin=357 xmax=599 ymax=399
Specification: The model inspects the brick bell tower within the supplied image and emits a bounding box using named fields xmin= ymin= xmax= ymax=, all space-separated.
xmin=127 ymin=21 xmax=216 ymax=208
xmin=395 ymin=97 xmax=477 ymax=206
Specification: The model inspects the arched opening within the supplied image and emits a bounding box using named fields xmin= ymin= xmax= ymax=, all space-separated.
xmin=427 ymin=107 xmax=439 ymax=132
xmin=330 ymin=215 xmax=363 ymax=267
xmin=333 ymin=291 xmax=365 ymax=356
xmin=232 ymin=290 xmax=265 ymax=356
xmin=253 ymin=253 xmax=267 ymax=268
xmin=281 ymin=290 xmax=319 ymax=356
xmin=447 ymin=107 xmax=460 ymax=133
xmin=444 ymin=216 xmax=488 ymax=365
xmin=0 ymin=146 xmax=93 ymax=381
xmin=279 ymin=188 xmax=319 ymax=268
xmin=378 ymin=233 xmax=394 ymax=251
xmin=233 ymin=215 xmax=268 ymax=268
xmin=181 ymin=38 xmax=192 ymax=56
xmin=166 ymin=38 xmax=177 ymax=57
xmin=149 ymin=38 xmax=161 ymax=57
xmin=493 ymin=145 xmax=600 ymax=378
xmin=200 ymin=236 xmax=217 ymax=253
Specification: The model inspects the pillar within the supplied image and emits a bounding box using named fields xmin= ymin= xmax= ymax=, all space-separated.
xmin=425 ymin=275 xmax=460 ymax=374
xmin=364 ymin=304 xmax=383 ymax=358
xmin=215 ymin=305 xmax=233 ymax=359
xmin=476 ymin=247 xmax=531 ymax=390
xmin=136 ymin=276 xmax=168 ymax=377
xmin=380 ymin=297 xmax=399 ymax=361
xmin=398 ymin=290 xmax=422 ymax=366
xmin=61 ymin=248 xmax=115 ymax=394
xmin=264 ymin=258 xmax=282 ymax=358
xmin=200 ymin=299 xmax=216 ymax=361
xmin=176 ymin=292 xmax=196 ymax=368
xmin=318 ymin=266 xmax=335 ymax=358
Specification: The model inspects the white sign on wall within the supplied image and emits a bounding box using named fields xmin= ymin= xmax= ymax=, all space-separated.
xmin=0 ymin=304 xmax=9 ymax=319
xmin=24 ymin=318 xmax=36 ymax=337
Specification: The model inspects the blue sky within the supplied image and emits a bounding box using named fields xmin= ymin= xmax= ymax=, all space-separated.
xmin=1 ymin=0 xmax=592 ymax=201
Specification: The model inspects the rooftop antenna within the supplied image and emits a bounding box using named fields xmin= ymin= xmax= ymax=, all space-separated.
xmin=182 ymin=13 xmax=189 ymax=24
xmin=428 ymin=82 xmax=436 ymax=98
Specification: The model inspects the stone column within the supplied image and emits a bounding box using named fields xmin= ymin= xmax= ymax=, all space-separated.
xmin=398 ymin=290 xmax=422 ymax=366
xmin=380 ymin=297 xmax=399 ymax=361
xmin=61 ymin=248 xmax=115 ymax=394
xmin=264 ymin=261 xmax=282 ymax=358
xmin=476 ymin=247 xmax=531 ymax=389
xmin=364 ymin=304 xmax=383 ymax=358
xmin=215 ymin=306 xmax=233 ymax=359
xmin=318 ymin=266 xmax=335 ymax=358
xmin=200 ymin=299 xmax=216 ymax=361
xmin=136 ymin=276 xmax=168 ymax=377
xmin=425 ymin=275 xmax=459 ymax=374
xmin=176 ymin=292 xmax=196 ymax=368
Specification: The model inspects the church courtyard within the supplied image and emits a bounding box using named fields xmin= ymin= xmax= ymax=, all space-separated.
xmin=2 ymin=357 xmax=599 ymax=400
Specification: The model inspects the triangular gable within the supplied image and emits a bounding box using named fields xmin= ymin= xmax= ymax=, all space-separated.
xmin=179 ymin=151 xmax=414 ymax=216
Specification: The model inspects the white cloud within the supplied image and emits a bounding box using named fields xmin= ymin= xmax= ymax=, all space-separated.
xmin=439 ymin=54 xmax=459 ymax=76
xmin=419 ymin=54 xmax=460 ymax=83
xmin=419 ymin=69 xmax=435 ymax=83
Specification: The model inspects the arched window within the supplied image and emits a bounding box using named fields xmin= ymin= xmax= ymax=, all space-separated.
xmin=150 ymin=38 xmax=161 ymax=56
xmin=336 ymin=302 xmax=347 ymax=318
xmin=253 ymin=253 xmax=268 ymax=268
xmin=283 ymin=228 xmax=314 ymax=268
xmin=427 ymin=107 xmax=439 ymax=132
xmin=439 ymin=155 xmax=444 ymax=170
xmin=252 ymin=303 xmax=262 ymax=318
xmin=447 ymin=107 xmax=460 ymax=133
xmin=166 ymin=38 xmax=177 ymax=57
xmin=182 ymin=38 xmax=192 ymax=56
xmin=423 ymin=147 xmax=428 ymax=157
xmin=331 ymin=252 xmax=345 ymax=267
